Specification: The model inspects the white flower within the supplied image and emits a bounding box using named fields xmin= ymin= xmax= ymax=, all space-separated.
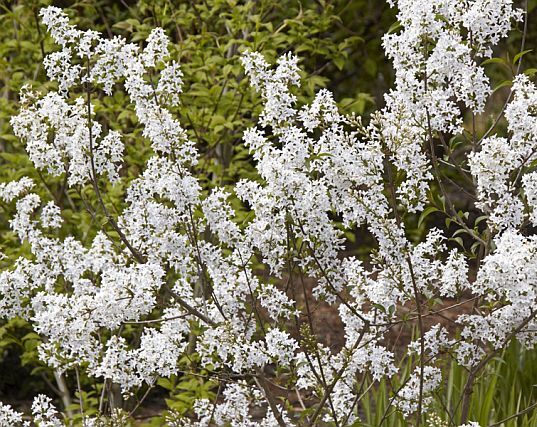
xmin=0 ymin=402 xmax=28 ymax=426
xmin=31 ymin=395 xmax=62 ymax=427
xmin=396 ymin=366 xmax=442 ymax=416
xmin=0 ymin=177 xmax=34 ymax=203
xmin=40 ymin=202 xmax=62 ymax=229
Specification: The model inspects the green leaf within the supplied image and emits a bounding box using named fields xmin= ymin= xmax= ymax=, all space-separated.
xmin=418 ymin=206 xmax=439 ymax=229
xmin=470 ymin=241 xmax=481 ymax=255
xmin=387 ymin=21 xmax=401 ymax=34
xmin=453 ymin=228 xmax=470 ymax=237
xmin=481 ymin=57 xmax=507 ymax=66
xmin=475 ymin=215 xmax=488 ymax=226
xmin=449 ymin=236 xmax=465 ymax=249
xmin=493 ymin=79 xmax=512 ymax=93
xmin=157 ymin=377 xmax=173 ymax=391
xmin=333 ymin=55 xmax=346 ymax=71
xmin=112 ymin=19 xmax=140 ymax=32
xmin=513 ymin=49 xmax=533 ymax=65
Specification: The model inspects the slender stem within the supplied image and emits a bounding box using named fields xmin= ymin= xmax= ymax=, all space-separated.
xmin=384 ymin=147 xmax=425 ymax=426
xmin=309 ymin=332 xmax=366 ymax=425
xmin=488 ymin=401 xmax=537 ymax=427
xmin=128 ymin=385 xmax=153 ymax=418
xmin=254 ymin=370 xmax=287 ymax=427
xmin=478 ymin=0 xmax=529 ymax=145
xmin=459 ymin=309 xmax=537 ymax=423
xmin=75 ymin=367 xmax=84 ymax=417
xmin=84 ymin=57 xmax=146 ymax=264
xmin=54 ymin=370 xmax=74 ymax=419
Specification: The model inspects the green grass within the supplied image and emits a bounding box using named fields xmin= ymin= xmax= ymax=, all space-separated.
xmin=354 ymin=341 xmax=537 ymax=426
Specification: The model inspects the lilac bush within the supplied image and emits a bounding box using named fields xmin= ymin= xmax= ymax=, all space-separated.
xmin=1 ymin=0 xmax=536 ymax=425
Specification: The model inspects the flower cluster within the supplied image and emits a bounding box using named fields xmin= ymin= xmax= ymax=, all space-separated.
xmin=0 ymin=395 xmax=63 ymax=427
xmin=381 ymin=0 xmax=521 ymax=211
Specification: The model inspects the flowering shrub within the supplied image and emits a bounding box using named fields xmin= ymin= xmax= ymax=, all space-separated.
xmin=0 ymin=0 xmax=536 ymax=426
